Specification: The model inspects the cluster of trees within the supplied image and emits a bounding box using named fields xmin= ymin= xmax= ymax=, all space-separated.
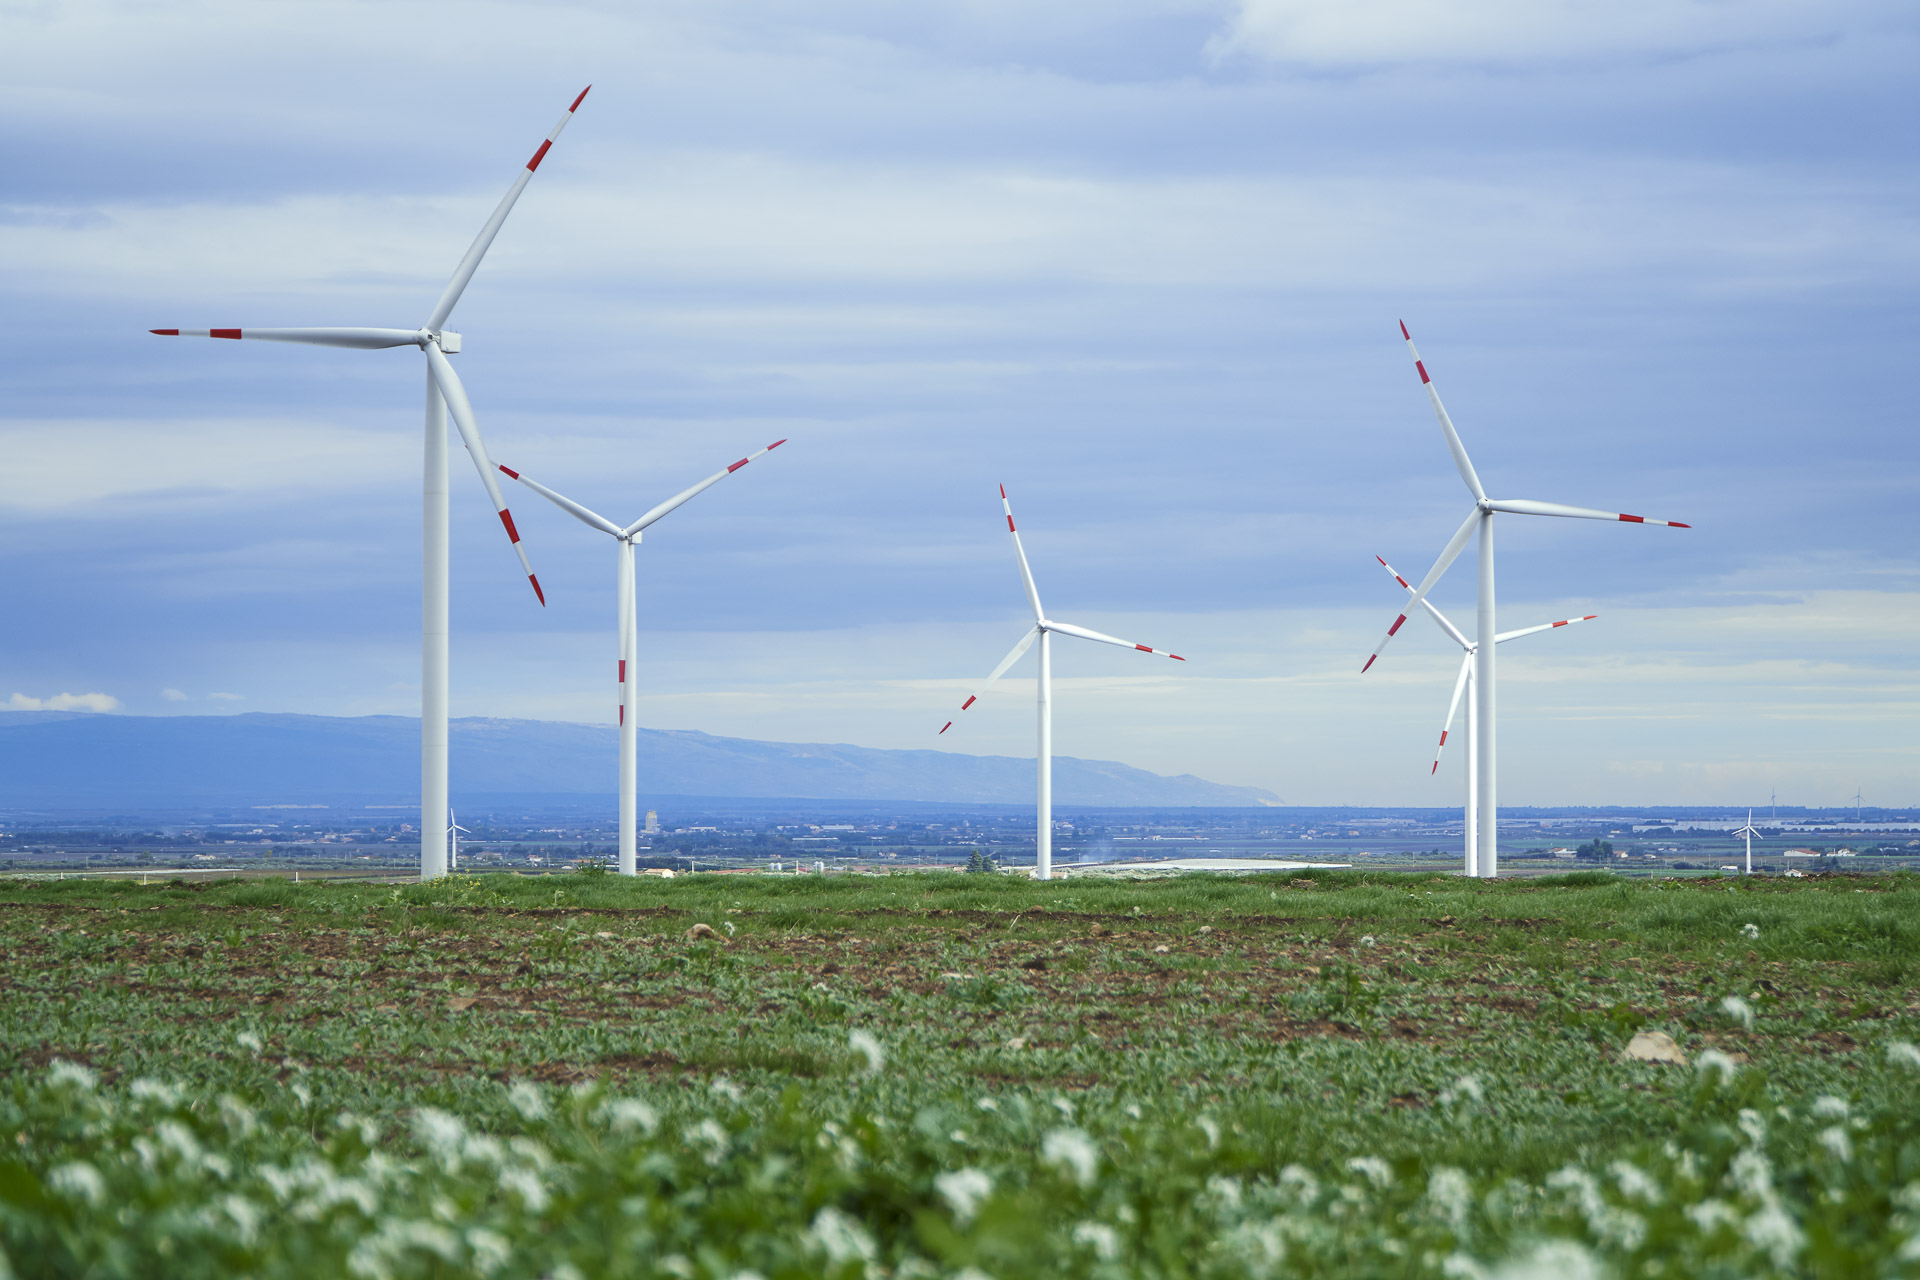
xmin=1575 ymin=840 xmax=1615 ymax=861
xmin=965 ymin=849 xmax=998 ymax=874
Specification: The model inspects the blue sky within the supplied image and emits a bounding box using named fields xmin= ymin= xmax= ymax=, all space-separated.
xmin=1 ymin=0 xmax=1915 ymax=806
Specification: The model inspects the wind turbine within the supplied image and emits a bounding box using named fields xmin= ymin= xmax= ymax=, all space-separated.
xmin=448 ymin=811 xmax=470 ymax=872
xmin=150 ymin=88 xmax=590 ymax=879
xmin=1374 ymin=555 xmax=1597 ymax=876
xmin=1363 ymin=322 xmax=1691 ymax=878
xmin=939 ymin=486 xmax=1186 ymax=881
xmin=499 ymin=440 xmax=787 ymax=875
xmin=1734 ymin=810 xmax=1761 ymax=876
xmin=1852 ymin=787 xmax=1865 ymax=826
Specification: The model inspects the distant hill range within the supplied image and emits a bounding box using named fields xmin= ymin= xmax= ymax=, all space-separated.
xmin=0 ymin=712 xmax=1278 ymax=810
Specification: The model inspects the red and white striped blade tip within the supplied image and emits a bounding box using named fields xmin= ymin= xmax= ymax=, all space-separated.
xmin=528 ymin=574 xmax=546 ymax=606
xmin=1376 ymin=555 xmax=1410 ymax=588
xmin=1619 ymin=513 xmax=1691 ymax=528
xmin=150 ymin=329 xmax=242 ymax=338
xmin=938 ymin=721 xmax=952 ymax=735
xmin=1399 ymin=320 xmax=1410 ymax=340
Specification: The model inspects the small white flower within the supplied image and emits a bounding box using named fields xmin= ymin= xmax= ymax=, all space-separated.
xmin=1072 ymin=1221 xmax=1120 ymax=1261
xmin=1695 ymin=1049 xmax=1742 ymax=1082
xmin=1427 ymin=1167 xmax=1472 ymax=1231
xmin=467 ymin=1228 xmax=511 ymax=1276
xmin=976 ymin=1096 xmax=999 ymax=1112
xmin=1491 ymin=1240 xmax=1605 ymax=1280
xmin=1720 ymin=995 xmax=1755 ymax=1030
xmin=1817 ymin=1125 xmax=1853 ymax=1162
xmin=1687 ymin=1198 xmax=1740 ymax=1233
xmin=506 ymin=1081 xmax=547 ymax=1121
xmin=808 ymin=1206 xmax=877 ymax=1264
xmin=1359 ymin=935 xmax=1377 ymax=947
xmin=1347 ymin=1156 xmax=1392 ymax=1190
xmin=1610 ymin=1160 xmax=1664 ymax=1205
xmin=1440 ymin=1074 xmax=1485 ymax=1106
xmin=848 ymin=1029 xmax=886 ymax=1074
xmin=1050 ymin=1096 xmax=1075 ymax=1119
xmin=1741 ymin=923 xmax=1760 ymax=940
xmin=1743 ymin=1200 xmax=1806 ymax=1267
xmin=935 ymin=1168 xmax=993 ymax=1223
xmin=1278 ymin=1164 xmax=1319 ymax=1205
xmin=236 ymin=1031 xmax=264 ymax=1054
xmin=1888 ymin=1041 xmax=1920 ymax=1070
xmin=603 ymin=1098 xmax=659 ymax=1135
xmin=130 ymin=1078 xmax=184 ymax=1108
xmin=1737 ymin=1108 xmax=1767 ymax=1146
xmin=1042 ymin=1128 xmax=1099 ymax=1187
xmin=709 ymin=1078 xmax=743 ymax=1104
xmin=48 ymin=1162 xmax=105 ymax=1207
xmin=1196 ymin=1115 xmax=1220 ymax=1149
xmin=46 ymin=1060 xmax=98 ymax=1091
xmin=499 ymin=1166 xmax=549 ymax=1212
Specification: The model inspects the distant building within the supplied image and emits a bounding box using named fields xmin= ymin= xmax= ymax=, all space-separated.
xmin=644 ymin=810 xmax=659 ymax=834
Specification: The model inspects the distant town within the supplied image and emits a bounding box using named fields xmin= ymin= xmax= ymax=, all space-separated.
xmin=3 ymin=804 xmax=1913 ymax=880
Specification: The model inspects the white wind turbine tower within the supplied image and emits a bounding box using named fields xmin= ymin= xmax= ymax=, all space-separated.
xmin=1374 ymin=555 xmax=1597 ymax=876
xmin=940 ymin=486 xmax=1186 ymax=881
xmin=1364 ymin=323 xmax=1691 ymax=878
xmin=500 ymin=440 xmax=787 ymax=875
xmin=151 ymin=88 xmax=590 ymax=879
xmin=1734 ymin=810 xmax=1761 ymax=876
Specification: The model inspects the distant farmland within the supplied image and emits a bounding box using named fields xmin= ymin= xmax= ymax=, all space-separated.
xmin=1 ymin=870 xmax=1916 ymax=1276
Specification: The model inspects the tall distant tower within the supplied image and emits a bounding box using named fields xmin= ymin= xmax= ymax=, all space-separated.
xmin=644 ymin=809 xmax=659 ymax=835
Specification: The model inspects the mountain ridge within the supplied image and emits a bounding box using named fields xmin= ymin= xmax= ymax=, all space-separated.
xmin=0 ymin=712 xmax=1278 ymax=809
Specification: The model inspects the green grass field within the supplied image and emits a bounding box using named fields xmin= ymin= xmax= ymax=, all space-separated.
xmin=2 ymin=868 xmax=1917 ymax=1278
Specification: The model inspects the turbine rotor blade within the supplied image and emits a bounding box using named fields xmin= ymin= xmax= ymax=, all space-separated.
xmin=497 ymin=464 xmax=623 ymax=537
xmin=1401 ymin=321 xmax=1485 ymax=503
xmin=1433 ymin=651 xmax=1472 ymax=775
xmin=1043 ymin=619 xmax=1185 ymax=660
xmin=422 ymin=343 xmax=545 ymax=604
xmin=1362 ymin=507 xmax=1481 ymax=673
xmin=1000 ymin=486 xmax=1044 ymax=622
xmin=1485 ymin=498 xmax=1690 ymax=528
xmin=623 ymin=439 xmax=788 ymax=537
xmin=1376 ymin=554 xmax=1470 ymax=651
xmin=939 ymin=625 xmax=1040 ymax=732
xmin=424 ymin=86 xmax=591 ymax=333
xmin=148 ymin=327 xmax=419 ymax=349
xmin=1494 ymin=614 xmax=1598 ymax=643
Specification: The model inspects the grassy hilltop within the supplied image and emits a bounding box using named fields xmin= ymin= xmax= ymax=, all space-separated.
xmin=1 ymin=870 xmax=1917 ymax=1277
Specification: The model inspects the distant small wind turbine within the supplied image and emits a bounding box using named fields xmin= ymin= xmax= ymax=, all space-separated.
xmin=500 ymin=440 xmax=787 ymax=875
xmin=150 ymin=87 xmax=592 ymax=880
xmin=1363 ymin=322 xmax=1690 ymax=877
xmin=1734 ymin=810 xmax=1761 ymax=876
xmin=448 ymin=812 xmax=470 ymax=871
xmin=1374 ymin=555 xmax=1597 ymax=877
xmin=1852 ymin=787 xmax=1865 ymax=826
xmin=939 ymin=486 xmax=1186 ymax=881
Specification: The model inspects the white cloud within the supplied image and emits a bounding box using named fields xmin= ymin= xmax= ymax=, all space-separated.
xmin=208 ymin=692 xmax=244 ymax=701
xmin=160 ymin=688 xmax=189 ymax=701
xmin=0 ymin=417 xmax=411 ymax=514
xmin=8 ymin=691 xmax=120 ymax=712
xmin=1208 ymin=0 xmax=1897 ymax=68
